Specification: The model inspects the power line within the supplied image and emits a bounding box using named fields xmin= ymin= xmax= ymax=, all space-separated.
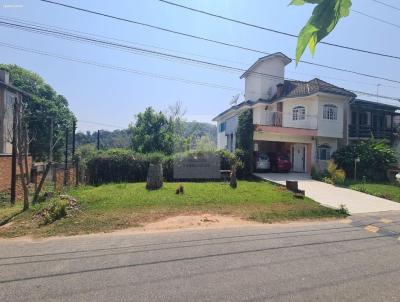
xmin=352 ymin=9 xmax=400 ymax=29
xmin=0 ymin=21 xmax=288 ymax=81
xmin=78 ymin=120 xmax=125 ymax=129
xmin=0 ymin=15 xmax=247 ymax=67
xmin=34 ymin=0 xmax=400 ymax=85
xmin=3 ymin=19 xmax=398 ymax=90
xmin=158 ymin=0 xmax=400 ymax=61
xmin=1 ymin=15 xmax=397 ymax=89
xmin=0 ymin=42 xmax=241 ymax=92
xmin=1 ymin=41 xmax=399 ymax=102
xmin=371 ymin=0 xmax=400 ymax=12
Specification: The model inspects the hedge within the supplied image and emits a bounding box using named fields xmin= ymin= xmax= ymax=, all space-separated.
xmin=85 ymin=149 xmax=241 ymax=185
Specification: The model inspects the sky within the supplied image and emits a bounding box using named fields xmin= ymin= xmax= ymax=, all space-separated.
xmin=1 ymin=0 xmax=399 ymax=132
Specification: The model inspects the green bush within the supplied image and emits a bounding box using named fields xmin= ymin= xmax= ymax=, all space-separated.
xmin=332 ymin=140 xmax=397 ymax=181
xmin=326 ymin=160 xmax=346 ymax=185
xmin=42 ymin=200 xmax=68 ymax=225
xmin=86 ymin=149 xmax=244 ymax=185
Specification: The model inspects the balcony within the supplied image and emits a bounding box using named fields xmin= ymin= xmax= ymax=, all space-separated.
xmin=349 ymin=124 xmax=394 ymax=140
xmin=258 ymin=111 xmax=317 ymax=129
xmin=255 ymin=111 xmax=318 ymax=137
xmin=261 ymin=111 xmax=283 ymax=127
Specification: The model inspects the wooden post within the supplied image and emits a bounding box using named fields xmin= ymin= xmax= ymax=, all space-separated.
xmin=64 ymin=127 xmax=68 ymax=186
xmin=72 ymin=120 xmax=76 ymax=159
xmin=10 ymin=98 xmax=18 ymax=204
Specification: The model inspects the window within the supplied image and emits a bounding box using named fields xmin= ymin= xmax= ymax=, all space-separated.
xmin=323 ymin=104 xmax=338 ymax=120
xmin=359 ymin=112 xmax=369 ymax=125
xmin=317 ymin=144 xmax=331 ymax=161
xmin=219 ymin=121 xmax=226 ymax=132
xmin=292 ymin=106 xmax=305 ymax=120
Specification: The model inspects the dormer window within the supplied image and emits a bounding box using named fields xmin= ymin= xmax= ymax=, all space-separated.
xmin=293 ymin=106 xmax=305 ymax=120
xmin=323 ymin=104 xmax=338 ymax=120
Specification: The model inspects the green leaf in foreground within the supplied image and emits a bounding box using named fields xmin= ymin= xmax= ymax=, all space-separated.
xmin=290 ymin=0 xmax=352 ymax=64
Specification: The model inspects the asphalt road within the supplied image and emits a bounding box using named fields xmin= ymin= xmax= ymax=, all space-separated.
xmin=2 ymin=211 xmax=400 ymax=302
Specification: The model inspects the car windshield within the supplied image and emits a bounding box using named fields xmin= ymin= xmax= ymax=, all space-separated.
xmin=259 ymin=154 xmax=269 ymax=160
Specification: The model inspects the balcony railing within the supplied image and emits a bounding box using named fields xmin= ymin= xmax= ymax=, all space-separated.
xmin=262 ymin=111 xmax=282 ymax=127
xmin=258 ymin=111 xmax=317 ymax=130
xmin=349 ymin=124 xmax=394 ymax=140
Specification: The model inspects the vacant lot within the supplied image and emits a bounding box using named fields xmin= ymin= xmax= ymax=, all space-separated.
xmin=0 ymin=180 xmax=345 ymax=238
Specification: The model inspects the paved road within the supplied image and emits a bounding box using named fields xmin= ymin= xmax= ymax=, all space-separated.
xmin=2 ymin=212 xmax=400 ymax=302
xmin=255 ymin=172 xmax=400 ymax=213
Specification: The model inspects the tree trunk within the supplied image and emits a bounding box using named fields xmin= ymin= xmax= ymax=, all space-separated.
xmin=32 ymin=163 xmax=52 ymax=205
xmin=230 ymin=166 xmax=237 ymax=189
xmin=15 ymin=104 xmax=29 ymax=211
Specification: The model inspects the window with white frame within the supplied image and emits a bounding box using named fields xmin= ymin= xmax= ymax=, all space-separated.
xmin=323 ymin=104 xmax=338 ymax=120
xmin=317 ymin=144 xmax=331 ymax=161
xmin=292 ymin=106 xmax=305 ymax=120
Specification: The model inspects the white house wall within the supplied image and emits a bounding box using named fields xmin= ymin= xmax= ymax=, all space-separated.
xmin=216 ymin=115 xmax=238 ymax=150
xmin=245 ymin=59 xmax=285 ymax=101
xmin=282 ymin=96 xmax=318 ymax=129
xmin=317 ymin=95 xmax=345 ymax=138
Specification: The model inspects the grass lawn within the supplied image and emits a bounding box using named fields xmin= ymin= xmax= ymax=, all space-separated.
xmin=0 ymin=180 xmax=346 ymax=238
xmin=347 ymin=181 xmax=400 ymax=202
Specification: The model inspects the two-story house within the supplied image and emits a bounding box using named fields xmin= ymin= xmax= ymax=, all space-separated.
xmin=213 ymin=52 xmax=400 ymax=173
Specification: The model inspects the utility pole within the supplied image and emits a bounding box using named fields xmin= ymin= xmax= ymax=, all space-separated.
xmin=49 ymin=117 xmax=54 ymax=163
xmin=64 ymin=127 xmax=68 ymax=186
xmin=72 ymin=120 xmax=76 ymax=158
xmin=10 ymin=98 xmax=18 ymax=204
xmin=97 ymin=130 xmax=100 ymax=150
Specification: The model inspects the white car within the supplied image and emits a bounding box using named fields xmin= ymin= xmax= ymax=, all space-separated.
xmin=255 ymin=153 xmax=271 ymax=171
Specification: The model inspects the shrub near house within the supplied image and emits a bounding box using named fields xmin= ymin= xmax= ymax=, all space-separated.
xmin=84 ymin=149 xmax=243 ymax=185
xmin=332 ymin=140 xmax=397 ymax=181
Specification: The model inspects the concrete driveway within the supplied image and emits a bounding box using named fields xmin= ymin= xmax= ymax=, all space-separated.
xmin=254 ymin=173 xmax=400 ymax=214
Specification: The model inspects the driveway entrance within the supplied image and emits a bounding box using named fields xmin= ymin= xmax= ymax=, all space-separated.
xmin=255 ymin=173 xmax=400 ymax=214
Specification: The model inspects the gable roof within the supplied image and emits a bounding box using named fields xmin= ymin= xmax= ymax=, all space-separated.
xmin=270 ymin=78 xmax=356 ymax=101
xmin=240 ymin=52 xmax=292 ymax=79
xmin=213 ymin=78 xmax=357 ymax=122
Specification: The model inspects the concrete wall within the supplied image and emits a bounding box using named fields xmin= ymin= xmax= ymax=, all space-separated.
xmin=0 ymin=88 xmax=16 ymax=154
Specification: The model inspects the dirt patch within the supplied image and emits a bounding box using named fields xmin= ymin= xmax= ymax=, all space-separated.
xmin=138 ymin=214 xmax=259 ymax=231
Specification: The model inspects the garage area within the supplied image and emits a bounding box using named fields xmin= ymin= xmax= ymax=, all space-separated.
xmin=254 ymin=140 xmax=312 ymax=173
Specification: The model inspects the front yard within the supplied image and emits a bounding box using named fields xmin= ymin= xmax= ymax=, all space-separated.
xmin=347 ymin=181 xmax=400 ymax=203
xmin=0 ymin=180 xmax=346 ymax=238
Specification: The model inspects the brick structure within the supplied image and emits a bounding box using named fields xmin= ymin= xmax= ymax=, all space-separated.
xmin=0 ymin=154 xmax=32 ymax=198
xmin=54 ymin=165 xmax=77 ymax=192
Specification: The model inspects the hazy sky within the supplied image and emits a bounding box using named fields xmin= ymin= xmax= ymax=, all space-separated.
xmin=1 ymin=0 xmax=399 ymax=132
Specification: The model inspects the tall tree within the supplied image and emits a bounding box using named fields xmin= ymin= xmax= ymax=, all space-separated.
xmin=129 ymin=107 xmax=174 ymax=155
xmin=236 ymin=109 xmax=254 ymax=176
xmin=290 ymin=0 xmax=352 ymax=63
xmin=0 ymin=64 xmax=76 ymax=161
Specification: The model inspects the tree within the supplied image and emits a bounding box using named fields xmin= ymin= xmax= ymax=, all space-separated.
xmin=0 ymin=64 xmax=76 ymax=161
xmin=236 ymin=109 xmax=254 ymax=176
xmin=14 ymin=98 xmax=30 ymax=210
xmin=129 ymin=107 xmax=174 ymax=155
xmin=290 ymin=0 xmax=352 ymax=63
xmin=167 ymin=100 xmax=186 ymax=152
xmin=332 ymin=139 xmax=397 ymax=181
